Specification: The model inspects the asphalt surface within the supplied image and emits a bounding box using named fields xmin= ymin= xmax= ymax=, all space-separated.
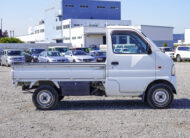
xmin=0 ymin=63 xmax=190 ymax=138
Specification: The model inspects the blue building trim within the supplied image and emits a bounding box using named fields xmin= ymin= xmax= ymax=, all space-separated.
xmin=62 ymin=0 xmax=121 ymax=20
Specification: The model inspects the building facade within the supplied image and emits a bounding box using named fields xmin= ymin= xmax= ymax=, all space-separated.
xmin=185 ymin=29 xmax=190 ymax=44
xmin=173 ymin=34 xmax=184 ymax=43
xmin=17 ymin=0 xmax=174 ymax=48
xmin=137 ymin=25 xmax=174 ymax=47
xmin=62 ymin=0 xmax=121 ymax=20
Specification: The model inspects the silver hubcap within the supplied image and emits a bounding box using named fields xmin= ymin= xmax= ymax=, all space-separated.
xmin=37 ymin=91 xmax=53 ymax=106
xmin=153 ymin=89 xmax=169 ymax=105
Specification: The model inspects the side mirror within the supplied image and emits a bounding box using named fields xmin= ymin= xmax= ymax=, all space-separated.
xmin=147 ymin=45 xmax=152 ymax=54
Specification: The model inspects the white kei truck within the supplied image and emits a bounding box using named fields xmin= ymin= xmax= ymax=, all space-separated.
xmin=12 ymin=26 xmax=177 ymax=110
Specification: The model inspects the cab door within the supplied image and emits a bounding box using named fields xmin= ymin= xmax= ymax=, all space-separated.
xmin=106 ymin=30 xmax=156 ymax=96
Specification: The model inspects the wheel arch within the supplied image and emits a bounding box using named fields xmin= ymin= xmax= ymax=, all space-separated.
xmin=142 ymin=79 xmax=176 ymax=102
xmin=29 ymin=81 xmax=61 ymax=94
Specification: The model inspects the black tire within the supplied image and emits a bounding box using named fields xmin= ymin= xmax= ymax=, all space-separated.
xmin=176 ymin=55 xmax=181 ymax=62
xmin=32 ymin=85 xmax=59 ymax=110
xmin=147 ymin=83 xmax=174 ymax=109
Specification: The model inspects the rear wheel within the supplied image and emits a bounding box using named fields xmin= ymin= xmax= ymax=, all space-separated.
xmin=32 ymin=85 xmax=59 ymax=110
xmin=176 ymin=55 xmax=181 ymax=62
xmin=147 ymin=83 xmax=174 ymax=109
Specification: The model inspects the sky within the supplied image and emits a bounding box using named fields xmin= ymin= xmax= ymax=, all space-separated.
xmin=0 ymin=0 xmax=190 ymax=36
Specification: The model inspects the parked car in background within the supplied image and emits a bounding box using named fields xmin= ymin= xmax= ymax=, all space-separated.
xmin=70 ymin=48 xmax=90 ymax=54
xmin=25 ymin=48 xmax=45 ymax=62
xmin=1 ymin=49 xmax=25 ymax=66
xmin=174 ymin=46 xmax=190 ymax=62
xmin=65 ymin=50 xmax=95 ymax=62
xmin=38 ymin=51 xmax=69 ymax=63
xmin=0 ymin=50 xmax=2 ymax=64
xmin=89 ymin=51 xmax=106 ymax=62
xmin=48 ymin=46 xmax=69 ymax=56
xmin=159 ymin=47 xmax=174 ymax=59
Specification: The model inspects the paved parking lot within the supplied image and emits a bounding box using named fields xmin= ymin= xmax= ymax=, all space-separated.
xmin=0 ymin=63 xmax=190 ymax=138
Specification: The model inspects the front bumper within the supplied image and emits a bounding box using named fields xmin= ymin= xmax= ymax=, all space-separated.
xmin=171 ymin=76 xmax=177 ymax=94
xmin=8 ymin=60 xmax=25 ymax=65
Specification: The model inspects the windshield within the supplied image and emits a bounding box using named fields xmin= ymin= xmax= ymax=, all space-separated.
xmin=178 ymin=47 xmax=190 ymax=51
xmin=76 ymin=48 xmax=89 ymax=53
xmin=165 ymin=48 xmax=172 ymax=52
xmin=73 ymin=50 xmax=87 ymax=55
xmin=8 ymin=51 xmax=23 ymax=56
xmin=95 ymin=52 xmax=106 ymax=56
xmin=47 ymin=51 xmax=61 ymax=57
xmin=31 ymin=49 xmax=45 ymax=54
xmin=55 ymin=48 xmax=68 ymax=53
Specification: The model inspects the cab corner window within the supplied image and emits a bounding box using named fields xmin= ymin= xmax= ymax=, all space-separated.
xmin=112 ymin=31 xmax=148 ymax=54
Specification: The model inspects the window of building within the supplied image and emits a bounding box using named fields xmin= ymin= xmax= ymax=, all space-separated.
xmin=111 ymin=6 xmax=119 ymax=10
xmin=80 ymin=5 xmax=88 ymax=8
xmin=63 ymin=24 xmax=70 ymax=29
xmin=40 ymin=29 xmax=44 ymax=33
xmin=74 ymin=24 xmax=80 ymax=27
xmin=89 ymin=24 xmax=98 ymax=27
xmin=63 ymin=37 xmax=70 ymax=40
xmin=35 ymin=30 xmax=39 ymax=34
xmin=65 ymin=5 xmax=74 ymax=7
xmin=97 ymin=6 xmax=105 ymax=8
xmin=77 ymin=36 xmax=82 ymax=39
xmin=56 ymin=26 xmax=62 ymax=30
xmin=72 ymin=37 xmax=76 ymax=40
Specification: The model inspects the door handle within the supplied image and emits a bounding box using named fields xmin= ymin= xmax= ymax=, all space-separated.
xmin=111 ymin=61 xmax=119 ymax=65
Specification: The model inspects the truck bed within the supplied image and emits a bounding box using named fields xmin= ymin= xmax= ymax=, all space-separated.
xmin=12 ymin=63 xmax=106 ymax=83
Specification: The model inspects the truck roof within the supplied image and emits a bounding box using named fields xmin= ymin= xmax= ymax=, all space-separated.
xmin=107 ymin=26 xmax=141 ymax=32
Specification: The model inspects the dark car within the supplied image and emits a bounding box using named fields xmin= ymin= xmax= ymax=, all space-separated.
xmin=25 ymin=48 xmax=45 ymax=62
xmin=89 ymin=51 xmax=106 ymax=62
xmin=70 ymin=48 xmax=90 ymax=53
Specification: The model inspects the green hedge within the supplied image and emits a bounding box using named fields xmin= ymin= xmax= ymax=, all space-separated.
xmin=0 ymin=37 xmax=24 ymax=43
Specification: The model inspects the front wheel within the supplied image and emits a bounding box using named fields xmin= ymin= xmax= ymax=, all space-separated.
xmin=147 ymin=83 xmax=174 ymax=109
xmin=32 ymin=85 xmax=59 ymax=110
xmin=176 ymin=55 xmax=182 ymax=62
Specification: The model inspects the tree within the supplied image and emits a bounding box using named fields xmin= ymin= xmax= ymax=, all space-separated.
xmin=163 ymin=42 xmax=168 ymax=47
xmin=0 ymin=37 xmax=24 ymax=43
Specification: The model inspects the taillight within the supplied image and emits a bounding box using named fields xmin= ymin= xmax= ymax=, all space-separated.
xmin=174 ymin=49 xmax=176 ymax=53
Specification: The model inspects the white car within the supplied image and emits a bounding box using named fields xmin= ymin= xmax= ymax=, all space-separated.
xmin=1 ymin=49 xmax=25 ymax=67
xmin=174 ymin=46 xmax=190 ymax=62
xmin=65 ymin=50 xmax=95 ymax=62
xmin=159 ymin=47 xmax=174 ymax=59
xmin=38 ymin=51 xmax=69 ymax=63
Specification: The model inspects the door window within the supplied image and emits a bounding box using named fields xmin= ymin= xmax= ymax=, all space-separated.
xmin=112 ymin=31 xmax=148 ymax=54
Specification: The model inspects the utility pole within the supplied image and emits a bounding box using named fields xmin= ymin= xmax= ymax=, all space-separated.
xmin=0 ymin=18 xmax=2 ymax=37
xmin=0 ymin=18 xmax=2 ymax=31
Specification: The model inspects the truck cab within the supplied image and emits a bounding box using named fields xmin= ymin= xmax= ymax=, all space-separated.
xmin=12 ymin=26 xmax=177 ymax=110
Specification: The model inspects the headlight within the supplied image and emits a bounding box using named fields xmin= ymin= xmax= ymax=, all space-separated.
xmin=33 ymin=56 xmax=38 ymax=59
xmin=171 ymin=64 xmax=175 ymax=76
